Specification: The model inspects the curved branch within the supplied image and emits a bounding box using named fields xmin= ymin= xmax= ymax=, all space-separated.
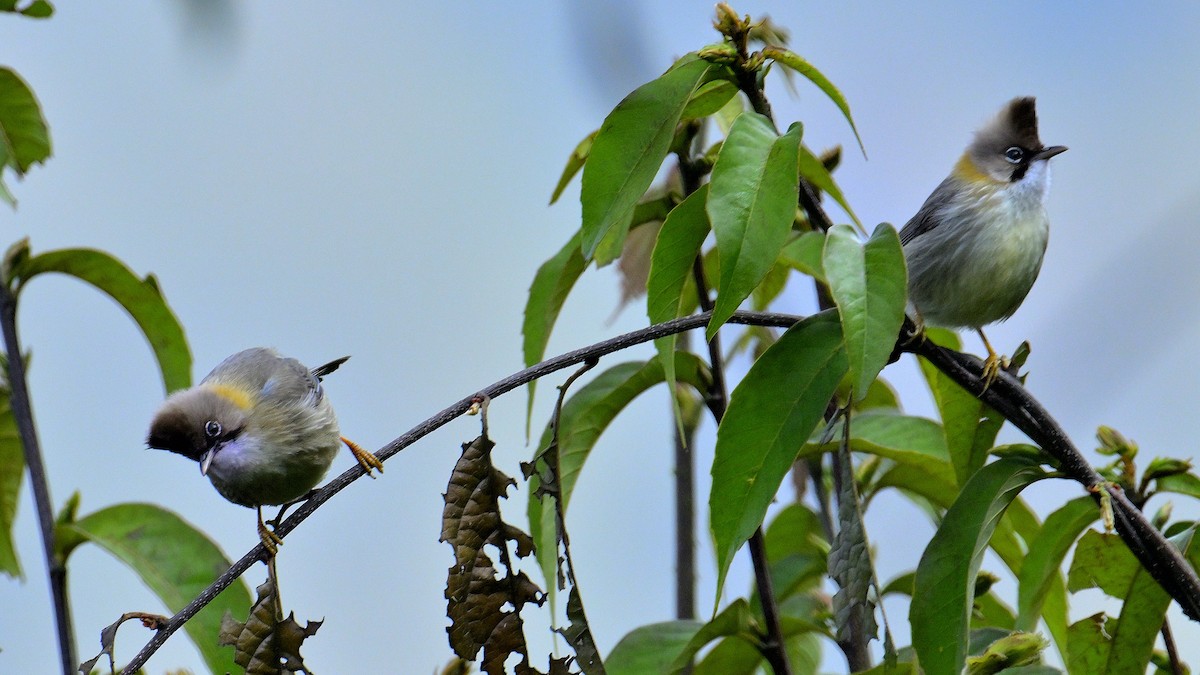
xmin=121 ymin=310 xmax=1200 ymax=671
xmin=901 ymin=333 xmax=1200 ymax=620
xmin=120 ymin=310 xmax=796 ymax=672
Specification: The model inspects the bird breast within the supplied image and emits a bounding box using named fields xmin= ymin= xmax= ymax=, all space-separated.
xmin=204 ymin=400 xmax=341 ymax=507
xmin=904 ymin=167 xmax=1051 ymax=329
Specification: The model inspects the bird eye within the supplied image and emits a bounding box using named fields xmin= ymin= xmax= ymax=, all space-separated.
xmin=204 ymin=420 xmax=222 ymax=438
xmin=1004 ymin=147 xmax=1024 ymax=163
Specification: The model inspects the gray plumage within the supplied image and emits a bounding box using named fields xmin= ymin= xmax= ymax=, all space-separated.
xmin=147 ymin=348 xmax=347 ymax=507
xmin=900 ymin=97 xmax=1066 ymax=330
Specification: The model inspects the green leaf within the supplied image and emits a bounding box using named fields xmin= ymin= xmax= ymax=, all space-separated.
xmin=1110 ymin=525 xmax=1194 ymax=667
xmin=822 ymin=223 xmax=906 ymax=400
xmin=911 ymin=458 xmax=1047 ymax=675
xmin=763 ymin=503 xmax=828 ymax=601
xmin=760 ymin=47 xmax=864 ymax=156
xmin=1066 ymin=613 xmax=1113 ymax=675
xmin=710 ymin=310 xmax=845 ymax=603
xmin=971 ymin=593 xmax=1016 ymax=632
xmin=1066 ymin=529 xmax=1139 ymax=596
xmin=549 ymin=130 xmax=596 ymax=205
xmin=61 ymin=503 xmax=252 ymax=675
xmin=0 ymin=0 xmax=53 ymax=17
xmin=1016 ymin=497 xmax=1097 ymax=655
xmin=706 ymin=115 xmax=801 ymax=339
xmin=694 ymin=629 xmax=822 ymax=675
xmin=693 ymin=637 xmax=763 ymax=675
xmin=881 ymin=571 xmax=915 ymax=598
xmin=21 ymin=0 xmax=53 ymax=17
xmin=681 ymin=79 xmax=739 ymax=120
xmin=553 ymin=354 xmax=709 ymax=512
xmin=855 ymin=377 xmax=900 ymax=412
xmin=1064 ymin=529 xmax=1192 ymax=675
xmin=918 ymin=349 xmax=1006 ymax=486
xmin=797 ymin=145 xmax=862 ymax=230
xmin=13 ymin=248 xmax=191 ymax=393
xmin=522 ymin=232 xmax=588 ymax=432
xmin=804 ymin=412 xmax=955 ymax=489
xmin=0 ymin=379 xmax=21 ymax=578
xmin=0 ymin=68 xmax=50 ymax=206
xmin=667 ymin=599 xmax=755 ymax=674
xmin=528 ymin=354 xmax=710 ymax=600
xmin=606 ymin=620 xmax=702 ymax=675
xmin=1154 ymin=471 xmax=1200 ymax=499
xmin=0 ymin=171 xmax=14 ymax=208
xmin=593 ymin=192 xmax=675 ymax=269
xmin=871 ymin=453 xmax=1062 ymax=637
xmin=778 ymin=231 xmax=826 ymax=283
xmin=0 ymin=68 xmax=51 ymax=175
xmin=580 ymin=57 xmax=712 ymax=259
xmin=646 ymin=186 xmax=710 ymax=429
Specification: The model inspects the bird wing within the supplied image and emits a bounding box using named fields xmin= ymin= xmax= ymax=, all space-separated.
xmin=898 ymin=176 xmax=955 ymax=246
xmin=310 ymin=356 xmax=350 ymax=380
xmin=204 ymin=348 xmax=347 ymax=408
xmin=263 ymin=357 xmax=327 ymax=406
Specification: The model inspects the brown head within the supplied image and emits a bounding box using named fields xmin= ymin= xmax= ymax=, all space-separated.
xmin=959 ymin=97 xmax=1067 ymax=184
xmin=147 ymin=386 xmax=249 ymax=470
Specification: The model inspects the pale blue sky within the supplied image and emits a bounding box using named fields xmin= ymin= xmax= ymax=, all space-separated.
xmin=2 ymin=2 xmax=1199 ymax=672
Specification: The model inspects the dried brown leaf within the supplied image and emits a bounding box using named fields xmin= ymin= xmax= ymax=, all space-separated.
xmin=613 ymin=219 xmax=663 ymax=311
xmin=218 ymin=576 xmax=321 ymax=674
xmin=555 ymin=586 xmax=603 ymax=674
xmin=78 ymin=611 xmax=169 ymax=674
xmin=443 ymin=435 xmax=555 ymax=675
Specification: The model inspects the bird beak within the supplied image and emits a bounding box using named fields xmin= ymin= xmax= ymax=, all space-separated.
xmin=200 ymin=449 xmax=215 ymax=476
xmin=1035 ymin=145 xmax=1068 ymax=160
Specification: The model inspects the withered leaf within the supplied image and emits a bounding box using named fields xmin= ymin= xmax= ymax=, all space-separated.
xmin=554 ymin=586 xmax=603 ymax=674
xmin=443 ymin=435 xmax=551 ymax=675
xmin=218 ymin=575 xmax=322 ymax=674
xmin=78 ymin=611 xmax=170 ymax=674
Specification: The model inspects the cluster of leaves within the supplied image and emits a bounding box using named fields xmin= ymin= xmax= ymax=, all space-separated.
xmin=505 ymin=5 xmax=1200 ymax=675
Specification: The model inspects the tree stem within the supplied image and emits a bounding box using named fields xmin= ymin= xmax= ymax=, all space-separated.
xmin=0 ymin=282 xmax=76 ymax=674
xmin=673 ymin=398 xmax=696 ymax=621
xmin=690 ymin=261 xmax=791 ymax=675
xmin=672 ymin=134 xmax=704 ymax=625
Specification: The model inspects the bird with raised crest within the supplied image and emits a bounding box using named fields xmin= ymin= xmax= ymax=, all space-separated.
xmin=900 ymin=96 xmax=1067 ymax=386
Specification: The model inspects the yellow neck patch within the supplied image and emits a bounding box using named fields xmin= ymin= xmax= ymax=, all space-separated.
xmin=952 ymin=153 xmax=1003 ymax=185
xmin=208 ymin=384 xmax=254 ymax=410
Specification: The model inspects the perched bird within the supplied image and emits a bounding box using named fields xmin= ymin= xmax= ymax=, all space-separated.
xmin=147 ymin=348 xmax=384 ymax=554
xmin=900 ymin=96 xmax=1066 ymax=385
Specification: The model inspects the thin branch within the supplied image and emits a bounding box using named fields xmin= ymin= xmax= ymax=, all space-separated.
xmin=689 ymin=247 xmax=791 ymax=675
xmin=672 ymin=128 xmax=705 ymax=625
xmin=120 ymin=311 xmax=794 ymax=672
xmin=0 ymin=282 xmax=76 ymax=674
xmin=900 ymin=329 xmax=1200 ymax=620
xmin=121 ymin=310 xmax=1200 ymax=670
xmin=1161 ymin=620 xmax=1184 ymax=675
xmin=672 ymin=406 xmax=696 ymax=621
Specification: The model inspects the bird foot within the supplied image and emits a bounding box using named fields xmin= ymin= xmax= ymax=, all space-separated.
xmin=342 ymin=436 xmax=384 ymax=477
xmin=257 ymin=508 xmax=283 ymax=556
xmin=979 ymin=353 xmax=1010 ymax=393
